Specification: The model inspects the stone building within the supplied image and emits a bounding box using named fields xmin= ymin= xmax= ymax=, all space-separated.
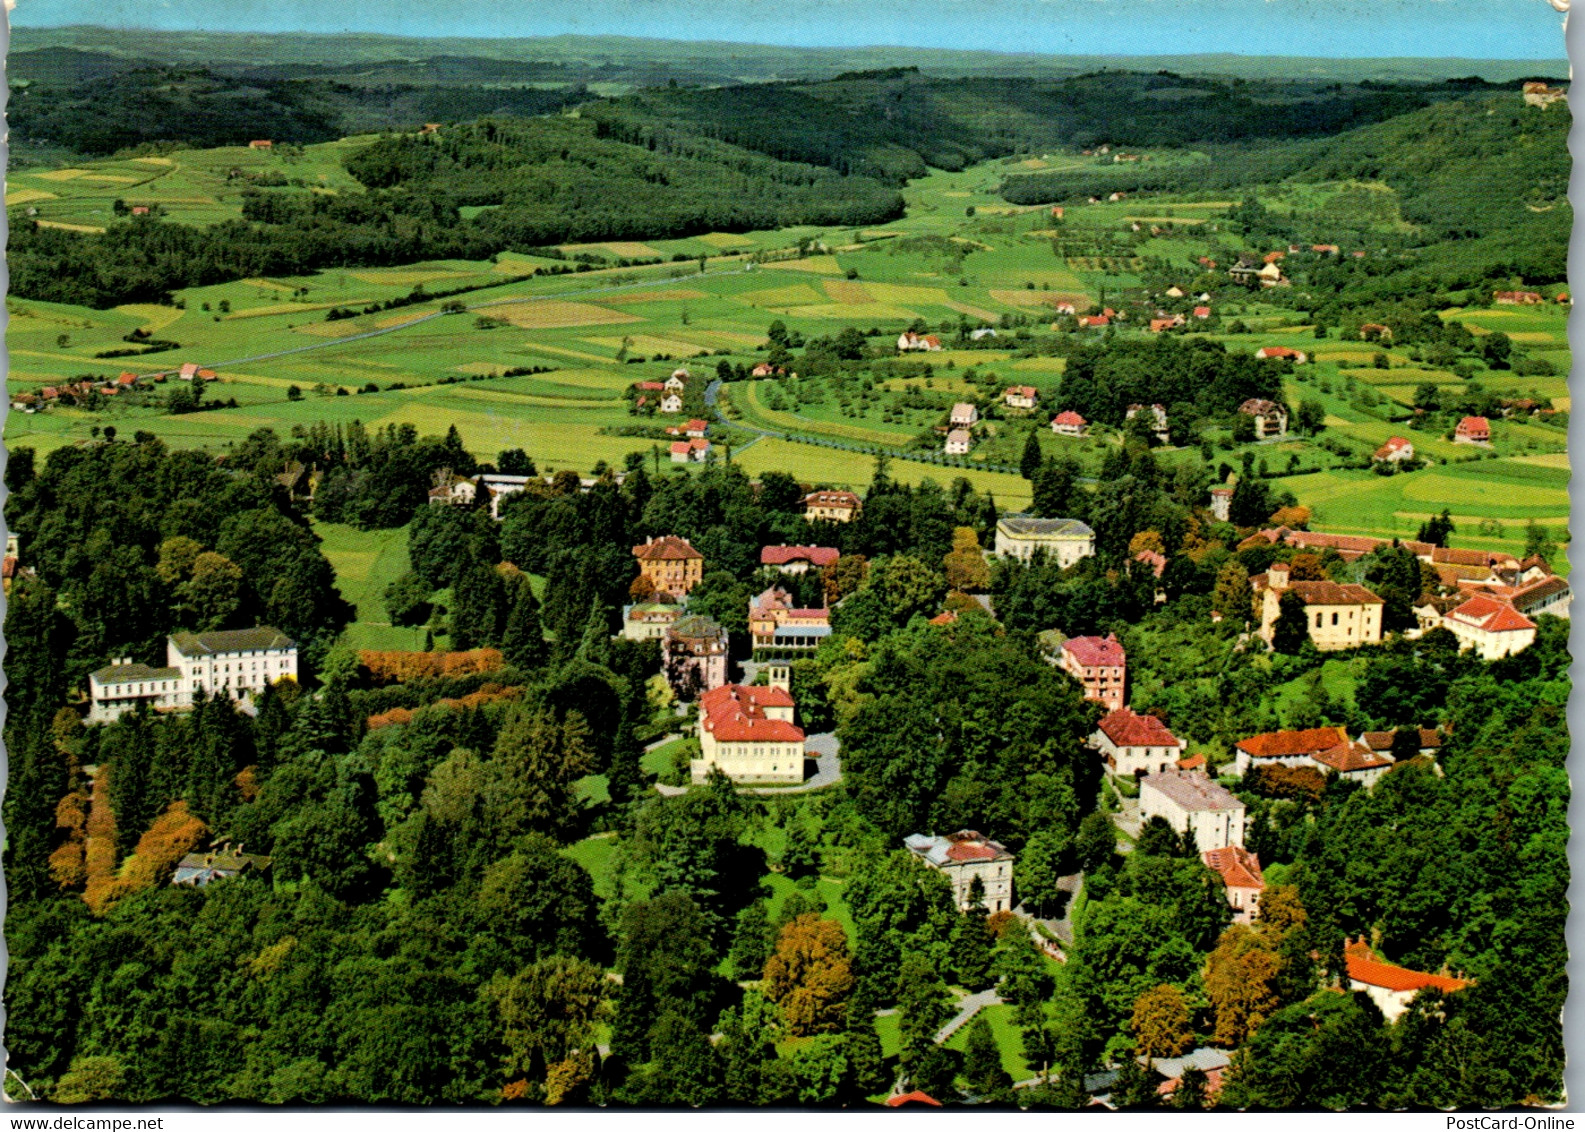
xmin=903 ymin=830 xmax=1015 ymax=913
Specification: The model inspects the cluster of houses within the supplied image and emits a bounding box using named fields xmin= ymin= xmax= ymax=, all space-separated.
xmin=944 ymin=402 xmax=979 ymax=455
xmin=1249 ymin=526 xmax=1569 ymax=659
xmin=632 ymin=368 xmax=692 ymax=414
xmin=897 ymin=330 xmax=944 ymax=353
xmin=14 ymin=360 xmax=221 ymax=413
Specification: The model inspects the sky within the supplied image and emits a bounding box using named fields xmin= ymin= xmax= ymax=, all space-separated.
xmin=8 ymin=0 xmax=1571 ymax=60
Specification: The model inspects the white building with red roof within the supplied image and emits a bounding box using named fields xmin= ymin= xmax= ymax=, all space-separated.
xmin=1255 ymin=346 xmax=1307 ymax=364
xmin=1454 ymin=416 xmax=1491 ymax=444
xmin=1094 ymin=706 xmax=1185 ymax=778
xmin=1202 ymin=846 xmax=1265 ymax=923
xmin=1232 ymin=726 xmax=1350 ymax=778
xmin=1060 ymin=633 xmax=1126 ymax=711
xmin=1140 ymin=770 xmax=1245 ymax=851
xmin=897 ymin=331 xmax=943 ymax=352
xmin=1050 ymin=410 xmax=1087 ymax=437
xmin=1442 ymin=595 xmax=1537 ymax=659
xmin=760 ymin=545 xmax=840 ymax=574
xmin=1344 ymin=939 xmax=1469 ymax=1023
xmin=1373 ymin=436 xmax=1415 ymax=464
xmin=1310 ymin=739 xmax=1394 ymax=786
xmin=694 ymin=678 xmax=805 ymax=784
xmin=903 ymin=830 xmax=1015 ymax=913
xmin=1003 ymin=385 xmax=1039 ymax=411
xmin=669 ymin=437 xmax=710 ymax=463
xmin=803 ymin=489 xmax=862 ymax=523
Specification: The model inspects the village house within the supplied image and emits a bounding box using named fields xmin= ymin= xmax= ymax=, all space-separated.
xmin=994 ymin=514 xmax=1096 ymax=566
xmin=660 ymin=392 xmax=684 ymax=414
xmin=1311 ymin=739 xmax=1394 ymax=786
xmin=670 ymin=437 xmax=711 ymax=463
xmin=1050 ymin=410 xmax=1088 ymax=437
xmin=1259 ymin=562 xmax=1384 ymax=650
xmin=1147 ymin=1049 xmax=1232 ymax=1105
xmin=172 ymin=842 xmax=272 ymax=887
xmin=427 ymin=474 xmax=478 ymax=508
xmin=1238 ymin=398 xmax=1289 ymax=438
xmin=749 ymin=586 xmax=832 ymax=654
xmin=89 ymin=627 xmax=299 ymax=724
xmin=1232 ymin=725 xmax=1350 ymax=777
xmin=1094 ymin=707 xmax=1185 ymax=779
xmin=1454 ymin=416 xmax=1491 ymax=445
xmin=903 ymin=830 xmax=1015 ymax=913
xmin=1254 ymin=346 xmax=1308 ymax=364
xmin=1442 ymin=595 xmax=1537 ymax=660
xmin=944 ymin=429 xmax=973 ymax=456
xmin=949 ymin=402 xmax=980 ymax=429
xmin=248 ymin=139 xmax=273 ymax=150
xmin=694 ymin=672 xmax=805 ymax=784
xmin=1359 ymin=727 xmax=1444 ymax=761
xmin=761 ymin=545 xmax=840 ymax=575
xmin=1077 ymin=314 xmax=1110 ymax=329
xmin=1359 ymin=323 xmax=1394 ymax=342
xmin=1125 ymin=403 xmax=1169 ymax=444
xmin=1139 ymin=770 xmax=1245 ymax=851
xmin=1060 ymin=633 xmax=1127 ymax=711
xmin=667 ymin=368 xmax=689 ymax=389
xmin=1208 ymin=485 xmax=1233 ymax=523
xmin=622 ymin=600 xmax=685 ymax=642
xmin=1373 ymin=436 xmax=1415 ymax=464
xmin=1493 ymin=290 xmax=1545 ymax=305
xmin=970 ymin=327 xmax=998 ymax=340
xmin=1003 ymin=385 xmax=1038 ymax=411
xmin=663 ymin=614 xmax=730 ymax=696
xmin=897 ymin=331 xmax=944 ymax=352
xmin=665 ymin=418 xmax=709 ymax=439
xmin=1202 ymin=846 xmax=1265 ymax=923
xmin=1193 ymin=305 xmax=1212 ymax=320
xmin=751 ymin=362 xmax=786 ymax=378
xmin=1344 ymin=939 xmax=1469 ymax=1023
xmin=632 ymin=535 xmax=705 ymax=598
xmin=803 ymin=489 xmax=862 ymax=523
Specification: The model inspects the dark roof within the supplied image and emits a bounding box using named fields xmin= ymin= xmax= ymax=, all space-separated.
xmin=168 ymin=627 xmax=295 ymax=656
xmin=91 ymin=663 xmax=181 ymax=685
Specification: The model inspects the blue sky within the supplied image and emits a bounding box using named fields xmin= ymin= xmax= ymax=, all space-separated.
xmin=10 ymin=0 xmax=1570 ymax=60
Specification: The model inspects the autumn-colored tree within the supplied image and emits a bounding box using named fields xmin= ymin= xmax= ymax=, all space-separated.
xmin=358 ymin=648 xmax=505 ymax=684
xmin=81 ymin=765 xmax=119 ymax=914
xmin=49 ymin=787 xmax=89 ymax=890
xmin=1131 ymin=984 xmax=1194 ymax=1058
xmin=1211 ymin=559 xmax=1253 ymax=621
xmin=117 ymin=800 xmax=208 ymax=894
xmin=1268 ymin=505 xmax=1312 ymax=530
xmin=821 ymin=554 xmax=868 ymax=605
xmin=1256 ymin=884 xmax=1307 ymax=935
xmin=943 ymin=527 xmax=991 ymax=592
xmin=762 ymin=914 xmax=854 ymax=1037
xmin=629 ymin=572 xmax=657 ymax=601
xmin=1204 ymin=924 xmax=1284 ymax=1045
xmin=1287 ymin=552 xmax=1326 ymax=581
xmin=1128 ymin=530 xmax=1166 ymax=557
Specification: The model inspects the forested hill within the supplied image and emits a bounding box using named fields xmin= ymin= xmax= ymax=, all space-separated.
xmin=583 ymin=71 xmax=1500 ymax=185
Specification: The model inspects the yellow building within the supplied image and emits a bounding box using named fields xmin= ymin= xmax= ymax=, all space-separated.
xmin=1259 ymin=563 xmax=1384 ymax=651
xmin=632 ymin=535 xmax=704 ymax=599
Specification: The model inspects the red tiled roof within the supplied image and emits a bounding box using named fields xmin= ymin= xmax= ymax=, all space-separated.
xmin=1447 ymin=595 xmax=1536 ymax=633
xmin=761 ymin=545 xmax=841 ymax=567
xmin=1203 ymin=845 xmax=1264 ymax=890
xmin=1134 ymin=549 xmax=1167 ymax=577
xmin=1052 ymin=410 xmax=1087 ymax=427
xmin=1236 ymin=726 xmax=1348 ymax=759
xmin=928 ymin=610 xmax=958 ymax=625
xmin=1312 ymin=741 xmax=1393 ymax=775
xmin=1063 ymin=633 xmax=1125 ymax=667
xmin=1194 ymin=306 xmax=1212 ymax=318
xmin=1375 ymin=436 xmax=1412 ymax=458
xmin=1286 ymin=580 xmax=1384 ymax=606
xmin=1456 ymin=416 xmax=1490 ymax=434
xmin=1258 ymin=346 xmax=1302 ymax=359
xmin=885 ymin=1092 xmax=942 ymax=1108
xmin=635 ymin=381 xmax=665 ymax=391
xmin=633 ymin=535 xmax=702 ymax=562
xmin=1098 ymin=707 xmax=1181 ymax=750
xmin=669 ymin=441 xmax=691 ymax=456
xmin=1004 ymin=385 xmax=1038 ymax=399
xmin=1178 ymin=753 xmax=1206 ymax=771
xmin=700 ymin=684 xmax=803 ymax=743
xmin=1345 ymin=940 xmax=1469 ymax=995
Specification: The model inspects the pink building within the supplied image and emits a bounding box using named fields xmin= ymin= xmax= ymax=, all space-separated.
xmin=1060 ymin=633 xmax=1126 ymax=711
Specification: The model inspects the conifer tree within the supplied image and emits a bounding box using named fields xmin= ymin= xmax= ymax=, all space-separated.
xmin=501 ymin=579 xmax=549 ymax=672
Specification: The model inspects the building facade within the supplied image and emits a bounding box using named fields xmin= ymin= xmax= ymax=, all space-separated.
xmin=693 ymin=678 xmax=805 ymax=784
xmin=1443 ymin=596 xmax=1537 ymax=660
xmin=1060 ymin=633 xmax=1127 ymax=711
xmin=1139 ymin=770 xmax=1246 ymax=851
xmin=89 ymin=627 xmax=299 ymax=724
xmin=633 ymin=535 xmax=705 ymax=598
xmin=1259 ymin=566 xmax=1384 ymax=650
xmin=803 ymin=490 xmax=862 ymax=523
xmin=903 ymin=830 xmax=1015 ymax=913
xmin=662 ymin=614 xmax=730 ymax=697
xmin=622 ymin=601 xmax=684 ymax=641
xmin=994 ymin=515 xmax=1096 ymax=566
xmin=1202 ymin=846 xmax=1265 ymax=924
xmin=1094 ymin=707 xmax=1185 ymax=779
xmin=748 ymin=586 xmax=832 ymax=655
xmin=1232 ymin=726 xmax=1349 ymax=778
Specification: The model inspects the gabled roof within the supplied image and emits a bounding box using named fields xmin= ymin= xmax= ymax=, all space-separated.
xmin=169 ymin=627 xmax=295 ymax=656
xmin=1004 ymin=385 xmax=1038 ymax=399
xmin=633 ymin=535 xmax=702 ymax=562
xmin=1204 ymin=845 xmax=1264 ymax=889
xmin=1345 ymin=940 xmax=1469 ymax=994
xmin=1375 ymin=436 xmax=1413 ymax=457
xmin=1312 ymin=741 xmax=1393 ymax=775
xmin=92 ymin=662 xmax=182 ymax=685
xmin=1098 ymin=707 xmax=1181 ymax=750
xmin=761 ymin=545 xmax=841 ymax=567
xmin=1456 ymin=415 xmax=1491 ymax=432
xmin=1236 ymin=726 xmax=1349 ymax=759
xmin=804 ymin=489 xmax=861 ymax=508
xmin=666 ymin=614 xmax=726 ymax=641
xmin=885 ymin=1091 xmax=941 ymax=1108
xmin=1285 ymin=580 xmax=1385 ymax=606
xmin=1142 ymin=769 xmax=1242 ymax=813
xmin=1052 ymin=410 xmax=1087 ymax=427
xmin=1360 ymin=728 xmax=1442 ymax=753
xmin=1063 ymin=633 xmax=1125 ymax=667
xmin=1447 ymin=595 xmax=1536 ymax=633
xmin=1239 ymin=398 xmax=1284 ymax=415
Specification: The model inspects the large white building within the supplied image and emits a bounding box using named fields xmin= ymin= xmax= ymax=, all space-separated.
xmin=994 ymin=515 xmax=1095 ymax=566
xmin=1139 ymin=770 xmax=1245 ymax=851
xmin=903 ymin=830 xmax=1015 ymax=913
xmin=692 ymin=669 xmax=805 ymax=784
xmin=88 ymin=627 xmax=298 ymax=723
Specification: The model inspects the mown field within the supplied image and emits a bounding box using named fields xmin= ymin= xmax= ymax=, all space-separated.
xmin=6 ymin=146 xmax=1569 ymax=567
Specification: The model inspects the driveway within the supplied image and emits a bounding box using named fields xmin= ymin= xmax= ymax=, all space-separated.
xmin=652 ymin=732 xmax=842 ymax=797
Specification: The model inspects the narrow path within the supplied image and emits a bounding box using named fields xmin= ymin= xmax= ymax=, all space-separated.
xmin=935 ymin=987 xmax=1003 ymax=1044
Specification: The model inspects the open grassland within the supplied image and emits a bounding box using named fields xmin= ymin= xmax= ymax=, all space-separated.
xmin=311 ymin=520 xmax=427 ymax=651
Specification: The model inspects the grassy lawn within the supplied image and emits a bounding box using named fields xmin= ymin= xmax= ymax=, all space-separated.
xmin=311 ymin=520 xmax=427 ymax=650
xmin=943 ymin=1003 xmax=1035 ymax=1082
xmin=563 ymin=832 xmax=621 ymax=901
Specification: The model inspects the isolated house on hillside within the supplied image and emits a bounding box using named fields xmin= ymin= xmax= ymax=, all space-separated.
xmin=904 ymin=830 xmax=1015 ymax=913
xmin=1373 ymin=436 xmax=1415 ymax=464
xmin=1050 ymin=410 xmax=1087 ymax=437
xmin=1454 ymin=416 xmax=1491 ymax=444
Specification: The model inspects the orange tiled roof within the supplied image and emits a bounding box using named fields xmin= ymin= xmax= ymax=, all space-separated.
xmin=1344 ymin=940 xmax=1469 ymax=994
xmin=1237 ymin=726 xmax=1348 ymax=759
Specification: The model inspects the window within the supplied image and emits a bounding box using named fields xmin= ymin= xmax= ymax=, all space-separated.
xmin=1332 ymin=612 xmax=1339 ymax=626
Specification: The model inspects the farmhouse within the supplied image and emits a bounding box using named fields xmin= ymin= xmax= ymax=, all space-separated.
xmin=665 ymin=418 xmax=709 ymax=439
xmin=1050 ymin=410 xmax=1088 ymax=437
xmin=90 ymin=627 xmax=299 ymax=724
xmin=749 ymin=586 xmax=831 ymax=653
xmin=622 ymin=600 xmax=684 ymax=642
xmin=903 ymin=831 xmax=1015 ymax=913
xmin=1139 ymin=770 xmax=1245 ymax=851
xmin=897 ymin=331 xmax=943 ymax=352
xmin=1193 ymin=305 xmax=1212 ymax=319
xmin=944 ymin=429 xmax=973 ymax=455
xmin=949 ymin=402 xmax=980 ymax=428
xmin=804 ymin=490 xmax=862 ymax=523
xmin=1003 ymin=385 xmax=1038 ymax=410
xmin=660 ymin=393 xmax=684 ymax=414
xmin=1060 ymin=633 xmax=1127 ymax=711
xmin=1493 ymin=290 xmax=1544 ymax=305
xmin=1238 ymin=398 xmax=1289 ymax=438
xmin=1125 ymin=403 xmax=1169 ymax=443
xmin=1454 ymin=416 xmax=1491 ymax=445
xmin=1254 ymin=346 xmax=1307 ymax=364
xmin=994 ymin=514 xmax=1096 ymax=566
xmin=761 ymin=545 xmax=840 ymax=574
xmin=1077 ymin=314 xmax=1110 ymax=329
xmin=1442 ymin=595 xmax=1537 ymax=660
xmin=1202 ymin=846 xmax=1265 ymax=924
xmin=1259 ymin=563 xmax=1384 ymax=651
xmin=1373 ymin=436 xmax=1415 ymax=464
xmin=670 ymin=437 xmax=711 ymax=463
xmin=1094 ymin=707 xmax=1185 ymax=779
xmin=1149 ymin=317 xmax=1183 ymax=333
xmin=632 ymin=535 xmax=705 ymax=598
xmin=1345 ymin=940 xmax=1469 ymax=1023
xmin=694 ymin=676 xmax=805 ymax=784
xmin=1233 ymin=726 xmax=1349 ymax=777
xmin=662 ymin=614 xmax=730 ymax=697
xmin=751 ymin=363 xmax=787 ymax=377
